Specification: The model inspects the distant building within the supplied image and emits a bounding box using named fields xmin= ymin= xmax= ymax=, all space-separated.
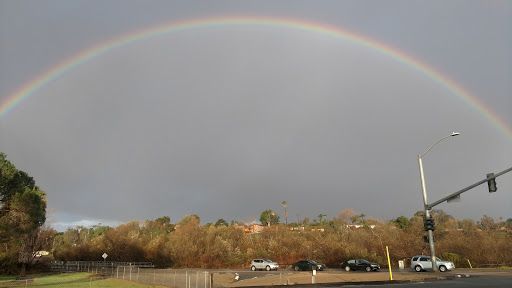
xmin=33 ymin=251 xmax=50 ymax=257
xmin=346 ymin=224 xmax=376 ymax=230
xmin=244 ymin=224 xmax=265 ymax=233
xmin=311 ymin=228 xmax=325 ymax=232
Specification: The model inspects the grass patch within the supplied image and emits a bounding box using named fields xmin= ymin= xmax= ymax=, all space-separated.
xmin=1 ymin=272 xmax=166 ymax=287
xmin=0 ymin=275 xmax=17 ymax=283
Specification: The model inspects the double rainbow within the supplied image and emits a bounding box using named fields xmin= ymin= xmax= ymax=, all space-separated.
xmin=1 ymin=16 xmax=510 ymax=140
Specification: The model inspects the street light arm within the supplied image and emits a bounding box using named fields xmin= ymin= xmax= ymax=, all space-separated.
xmin=420 ymin=132 xmax=459 ymax=157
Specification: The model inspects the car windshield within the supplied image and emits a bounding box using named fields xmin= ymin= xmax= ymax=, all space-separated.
xmin=309 ymin=260 xmax=319 ymax=264
xmin=359 ymin=260 xmax=370 ymax=264
xmin=263 ymin=259 xmax=273 ymax=263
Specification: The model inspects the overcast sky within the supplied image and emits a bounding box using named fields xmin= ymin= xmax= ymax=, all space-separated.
xmin=1 ymin=1 xmax=511 ymax=232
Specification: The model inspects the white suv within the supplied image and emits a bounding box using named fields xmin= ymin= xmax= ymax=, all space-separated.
xmin=410 ymin=255 xmax=455 ymax=272
xmin=250 ymin=259 xmax=279 ymax=271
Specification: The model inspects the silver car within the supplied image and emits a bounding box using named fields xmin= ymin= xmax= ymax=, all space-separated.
xmin=250 ymin=259 xmax=279 ymax=271
xmin=410 ymin=255 xmax=455 ymax=272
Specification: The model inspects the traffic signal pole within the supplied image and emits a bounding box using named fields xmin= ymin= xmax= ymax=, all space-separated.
xmin=417 ymin=133 xmax=460 ymax=272
xmin=418 ymin=155 xmax=438 ymax=272
xmin=427 ymin=166 xmax=512 ymax=210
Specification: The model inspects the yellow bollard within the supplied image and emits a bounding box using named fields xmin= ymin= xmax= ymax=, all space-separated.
xmin=386 ymin=246 xmax=393 ymax=281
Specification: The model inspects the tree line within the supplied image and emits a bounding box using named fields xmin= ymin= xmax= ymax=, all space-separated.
xmin=1 ymin=152 xmax=511 ymax=275
xmin=41 ymin=210 xmax=512 ymax=271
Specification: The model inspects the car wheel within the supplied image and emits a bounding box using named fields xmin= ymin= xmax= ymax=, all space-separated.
xmin=251 ymin=266 xmax=256 ymax=271
xmin=294 ymin=266 xmax=300 ymax=271
xmin=266 ymin=266 xmax=271 ymax=271
xmin=439 ymin=265 xmax=447 ymax=272
xmin=345 ymin=266 xmax=350 ymax=272
xmin=365 ymin=266 xmax=371 ymax=272
xmin=414 ymin=265 xmax=422 ymax=272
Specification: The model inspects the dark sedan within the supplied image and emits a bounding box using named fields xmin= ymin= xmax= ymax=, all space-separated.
xmin=292 ymin=260 xmax=326 ymax=271
xmin=341 ymin=259 xmax=380 ymax=272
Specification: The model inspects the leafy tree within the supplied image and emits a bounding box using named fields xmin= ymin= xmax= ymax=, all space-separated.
xmin=259 ymin=210 xmax=279 ymax=226
xmin=176 ymin=214 xmax=200 ymax=227
xmin=337 ymin=208 xmax=356 ymax=223
xmin=215 ymin=219 xmax=228 ymax=227
xmin=282 ymin=201 xmax=288 ymax=226
xmin=155 ymin=216 xmax=171 ymax=227
xmin=350 ymin=213 xmax=366 ymax=224
xmin=0 ymin=152 xmax=47 ymax=276
xmin=478 ymin=215 xmax=496 ymax=230
xmin=393 ymin=216 xmax=410 ymax=229
xmin=413 ymin=210 xmax=425 ymax=218
xmin=230 ymin=220 xmax=243 ymax=226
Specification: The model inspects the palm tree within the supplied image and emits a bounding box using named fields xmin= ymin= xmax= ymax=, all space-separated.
xmin=282 ymin=201 xmax=288 ymax=226
xmin=318 ymin=214 xmax=327 ymax=225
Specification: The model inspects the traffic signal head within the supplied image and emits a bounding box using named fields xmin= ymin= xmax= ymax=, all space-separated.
xmin=424 ymin=216 xmax=436 ymax=231
xmin=487 ymin=173 xmax=497 ymax=192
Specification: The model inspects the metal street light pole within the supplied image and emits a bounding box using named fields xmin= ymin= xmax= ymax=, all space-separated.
xmin=418 ymin=132 xmax=459 ymax=272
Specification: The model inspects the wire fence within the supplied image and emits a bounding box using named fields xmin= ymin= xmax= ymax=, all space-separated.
xmin=109 ymin=268 xmax=213 ymax=288
xmin=1 ymin=261 xmax=235 ymax=287
xmin=1 ymin=270 xmax=215 ymax=288
xmin=50 ymin=261 xmax=215 ymax=287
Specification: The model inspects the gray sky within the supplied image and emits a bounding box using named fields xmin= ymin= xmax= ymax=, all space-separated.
xmin=1 ymin=0 xmax=511 ymax=231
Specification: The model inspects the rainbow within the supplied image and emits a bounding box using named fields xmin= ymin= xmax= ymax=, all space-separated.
xmin=1 ymin=16 xmax=511 ymax=140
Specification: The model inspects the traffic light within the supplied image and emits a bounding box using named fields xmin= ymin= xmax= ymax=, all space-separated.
xmin=487 ymin=173 xmax=497 ymax=192
xmin=424 ymin=216 xmax=435 ymax=231
xmin=423 ymin=235 xmax=436 ymax=243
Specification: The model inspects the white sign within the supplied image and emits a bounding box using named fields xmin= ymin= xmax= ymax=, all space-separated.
xmin=102 ymin=253 xmax=108 ymax=260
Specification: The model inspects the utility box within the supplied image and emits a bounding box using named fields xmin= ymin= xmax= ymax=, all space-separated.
xmin=398 ymin=260 xmax=405 ymax=270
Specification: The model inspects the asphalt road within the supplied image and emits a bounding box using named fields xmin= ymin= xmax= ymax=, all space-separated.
xmin=217 ymin=268 xmax=512 ymax=287
xmin=328 ymin=276 xmax=512 ymax=287
xmin=221 ymin=268 xmax=418 ymax=281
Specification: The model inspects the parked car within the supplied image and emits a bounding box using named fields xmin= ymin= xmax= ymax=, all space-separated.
xmin=340 ymin=259 xmax=380 ymax=272
xmin=292 ymin=260 xmax=326 ymax=271
xmin=410 ymin=255 xmax=455 ymax=272
xmin=250 ymin=259 xmax=279 ymax=271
